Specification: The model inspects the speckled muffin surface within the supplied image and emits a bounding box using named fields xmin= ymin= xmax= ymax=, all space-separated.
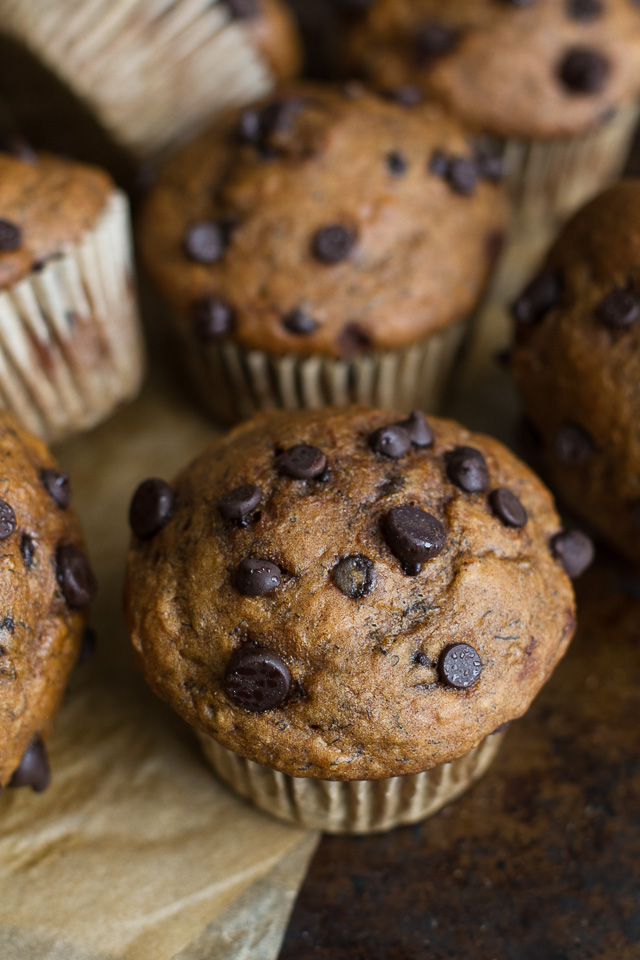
xmin=347 ymin=0 xmax=640 ymax=139
xmin=512 ymin=180 xmax=640 ymax=564
xmin=140 ymin=83 xmax=507 ymax=360
xmin=0 ymin=412 xmax=96 ymax=790
xmin=125 ymin=406 xmax=578 ymax=781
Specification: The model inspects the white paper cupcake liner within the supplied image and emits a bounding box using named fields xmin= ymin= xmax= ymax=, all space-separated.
xmin=185 ymin=320 xmax=467 ymax=425
xmin=0 ymin=189 xmax=144 ymax=443
xmin=198 ymin=731 xmax=505 ymax=834
xmin=1 ymin=0 xmax=277 ymax=157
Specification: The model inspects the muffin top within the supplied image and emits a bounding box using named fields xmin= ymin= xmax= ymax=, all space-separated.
xmin=125 ymin=405 xmax=581 ymax=781
xmin=241 ymin=0 xmax=303 ymax=82
xmin=0 ymin=412 xmax=96 ymax=791
xmin=0 ymin=149 xmax=112 ymax=290
xmin=512 ymin=180 xmax=640 ymax=563
xmin=140 ymin=83 xmax=507 ymax=359
xmin=347 ymin=0 xmax=640 ymax=139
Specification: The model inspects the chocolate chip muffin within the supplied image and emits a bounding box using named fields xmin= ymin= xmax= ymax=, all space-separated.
xmin=0 ymin=145 xmax=144 ymax=443
xmin=140 ymin=82 xmax=508 ymax=424
xmin=0 ymin=0 xmax=301 ymax=159
xmin=124 ymin=405 xmax=583 ymax=833
xmin=511 ymin=180 xmax=640 ymax=566
xmin=0 ymin=411 xmax=96 ymax=795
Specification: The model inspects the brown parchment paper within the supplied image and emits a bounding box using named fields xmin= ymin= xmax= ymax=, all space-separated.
xmin=0 ymin=336 xmax=319 ymax=960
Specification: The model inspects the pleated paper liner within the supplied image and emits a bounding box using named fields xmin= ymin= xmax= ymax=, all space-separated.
xmin=185 ymin=320 xmax=467 ymax=425
xmin=1 ymin=0 xmax=276 ymax=157
xmin=0 ymin=189 xmax=144 ymax=444
xmin=198 ymin=731 xmax=505 ymax=835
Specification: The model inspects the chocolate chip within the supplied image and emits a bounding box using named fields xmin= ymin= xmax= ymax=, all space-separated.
xmin=77 ymin=626 xmax=97 ymax=667
xmin=336 ymin=322 xmax=371 ymax=357
xmin=40 ymin=469 xmax=71 ymax=509
xmin=224 ymin=646 xmax=291 ymax=712
xmin=429 ymin=150 xmax=450 ymax=178
xmin=384 ymin=86 xmax=423 ymax=107
xmin=129 ymin=479 xmax=175 ymax=539
xmin=559 ymin=47 xmax=610 ymax=94
xmin=473 ymin=141 xmax=506 ymax=182
xmin=448 ymin=157 xmax=478 ymax=196
xmin=596 ymin=287 xmax=640 ymax=329
xmin=0 ymin=219 xmax=21 ymax=252
xmin=225 ymin=0 xmax=259 ymax=17
xmin=386 ymin=151 xmax=408 ymax=176
xmin=414 ymin=650 xmax=432 ymax=667
xmin=552 ymin=529 xmax=595 ymax=578
xmin=567 ymin=0 xmax=603 ymax=19
xmin=283 ymin=307 xmax=317 ymax=335
xmin=192 ymin=296 xmax=235 ymax=342
xmin=439 ymin=644 xmax=482 ymax=689
xmin=238 ymin=108 xmax=262 ymax=144
xmin=369 ymin=424 xmax=411 ymax=459
xmin=234 ymin=558 xmax=282 ymax=596
xmin=183 ymin=221 xmax=230 ymax=265
xmin=279 ymin=445 xmax=327 ymax=479
xmin=20 ymin=533 xmax=35 ymax=569
xmin=446 ymin=447 xmax=490 ymax=494
xmin=382 ymin=506 xmax=446 ymax=572
xmin=9 ymin=736 xmax=50 ymax=792
xmin=512 ymin=271 xmax=562 ymax=325
xmin=1 ymin=614 xmax=13 ymax=634
xmin=0 ymin=500 xmax=16 ymax=541
xmin=332 ymin=555 xmax=376 ymax=599
xmin=555 ymin=422 xmax=594 ymax=465
xmin=489 ymin=488 xmax=528 ymax=528
xmin=56 ymin=544 xmax=97 ymax=608
xmin=415 ymin=20 xmax=459 ymax=64
xmin=398 ymin=411 xmax=434 ymax=448
xmin=312 ymin=225 xmax=356 ymax=264
xmin=219 ymin=484 xmax=262 ymax=522
xmin=237 ymin=98 xmax=305 ymax=152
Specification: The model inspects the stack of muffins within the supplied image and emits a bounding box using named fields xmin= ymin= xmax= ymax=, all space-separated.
xmin=2 ymin=0 xmax=639 ymax=839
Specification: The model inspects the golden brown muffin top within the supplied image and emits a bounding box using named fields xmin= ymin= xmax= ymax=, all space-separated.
xmin=0 ymin=412 xmax=96 ymax=791
xmin=0 ymin=150 xmax=112 ymax=290
xmin=140 ymin=83 xmax=508 ymax=359
xmin=125 ymin=406 xmax=579 ymax=781
xmin=512 ymin=180 xmax=640 ymax=563
xmin=347 ymin=0 xmax=640 ymax=139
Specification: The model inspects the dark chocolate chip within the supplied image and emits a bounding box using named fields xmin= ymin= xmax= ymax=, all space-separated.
xmin=1 ymin=614 xmax=13 ymax=634
xmin=415 ymin=20 xmax=460 ymax=64
xmin=224 ymin=646 xmax=291 ymax=712
xmin=56 ymin=544 xmax=97 ymax=608
xmin=283 ymin=307 xmax=317 ymax=335
xmin=279 ymin=444 xmax=327 ymax=479
xmin=446 ymin=446 xmax=490 ymax=494
xmin=20 ymin=533 xmax=35 ymax=569
xmin=429 ymin=149 xmax=450 ymax=179
xmin=512 ymin=271 xmax=562 ymax=325
xmin=40 ymin=469 xmax=71 ymax=509
xmin=183 ymin=221 xmax=230 ymax=265
xmin=225 ymin=0 xmax=259 ymax=17
xmin=439 ymin=643 xmax=482 ymax=689
xmin=414 ymin=650 xmax=432 ymax=667
xmin=596 ymin=287 xmax=640 ymax=329
xmin=0 ymin=219 xmax=21 ymax=252
xmin=332 ymin=554 xmax=376 ymax=599
xmin=473 ymin=140 xmax=506 ymax=182
xmin=218 ymin=484 xmax=262 ymax=522
xmin=567 ymin=0 xmax=603 ymax=20
xmin=0 ymin=499 xmax=16 ymax=540
xmin=398 ymin=411 xmax=434 ymax=448
xmin=335 ymin=322 xmax=371 ymax=357
xmin=384 ymin=86 xmax=423 ymax=106
xmin=312 ymin=224 xmax=356 ymax=264
xmin=234 ymin=558 xmax=282 ymax=596
xmin=558 ymin=47 xmax=610 ymax=94
xmin=552 ymin=529 xmax=595 ymax=578
xmin=192 ymin=296 xmax=235 ymax=341
xmin=382 ymin=506 xmax=446 ymax=570
xmin=237 ymin=108 xmax=262 ymax=144
xmin=555 ymin=422 xmax=594 ymax=465
xmin=77 ymin=626 xmax=97 ymax=667
xmin=447 ymin=157 xmax=478 ymax=196
xmin=369 ymin=424 xmax=411 ymax=459
xmin=489 ymin=488 xmax=528 ymax=528
xmin=237 ymin=97 xmax=305 ymax=152
xmin=9 ymin=736 xmax=50 ymax=792
xmin=386 ymin=151 xmax=408 ymax=176
xmin=129 ymin=478 xmax=175 ymax=539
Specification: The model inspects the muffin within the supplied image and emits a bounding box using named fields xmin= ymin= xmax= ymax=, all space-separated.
xmin=140 ymin=83 xmax=508 ymax=423
xmin=124 ymin=405 xmax=585 ymax=833
xmin=0 ymin=0 xmax=302 ymax=159
xmin=0 ymin=145 xmax=144 ymax=443
xmin=0 ymin=411 xmax=96 ymax=794
xmin=512 ymin=180 xmax=640 ymax=566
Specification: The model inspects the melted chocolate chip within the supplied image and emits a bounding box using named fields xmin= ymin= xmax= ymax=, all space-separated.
xmin=567 ymin=0 xmax=603 ymax=20
xmin=555 ymin=422 xmax=594 ymax=465
xmin=9 ymin=736 xmax=50 ymax=792
xmin=225 ymin=0 xmax=259 ymax=17
xmin=192 ymin=296 xmax=235 ymax=341
xmin=559 ymin=47 xmax=610 ymax=94
xmin=283 ymin=307 xmax=317 ymax=335
xmin=20 ymin=533 xmax=35 ymax=569
xmin=382 ymin=506 xmax=446 ymax=572
xmin=596 ymin=287 xmax=640 ymax=329
xmin=552 ymin=529 xmax=595 ymax=578
xmin=234 ymin=558 xmax=282 ymax=596
xmin=369 ymin=424 xmax=411 ymax=459
xmin=473 ymin=140 xmax=506 ymax=182
xmin=218 ymin=484 xmax=262 ymax=522
xmin=512 ymin=271 xmax=562 ymax=325
xmin=56 ymin=545 xmax=97 ymax=608
xmin=446 ymin=447 xmax=489 ymax=494
xmin=489 ymin=488 xmax=528 ymax=528
xmin=279 ymin=445 xmax=327 ymax=479
xmin=415 ymin=20 xmax=460 ymax=64
xmin=129 ymin=479 xmax=175 ymax=539
xmin=429 ymin=150 xmax=450 ymax=178
xmin=238 ymin=97 xmax=305 ymax=153
xmin=312 ymin=224 xmax=356 ymax=264
xmin=384 ymin=86 xmax=423 ymax=107
xmin=448 ymin=157 xmax=478 ymax=196
xmin=0 ymin=500 xmax=16 ymax=540
xmin=40 ymin=469 xmax=71 ymax=509
xmin=386 ymin=151 xmax=408 ymax=176
xmin=398 ymin=411 xmax=433 ymax=448
xmin=439 ymin=644 xmax=482 ymax=689
xmin=336 ymin=322 xmax=371 ymax=357
xmin=77 ymin=626 xmax=97 ymax=667
xmin=183 ymin=221 xmax=231 ymax=265
xmin=0 ymin=219 xmax=21 ymax=252
xmin=332 ymin=555 xmax=376 ymax=599
xmin=224 ymin=646 xmax=291 ymax=712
